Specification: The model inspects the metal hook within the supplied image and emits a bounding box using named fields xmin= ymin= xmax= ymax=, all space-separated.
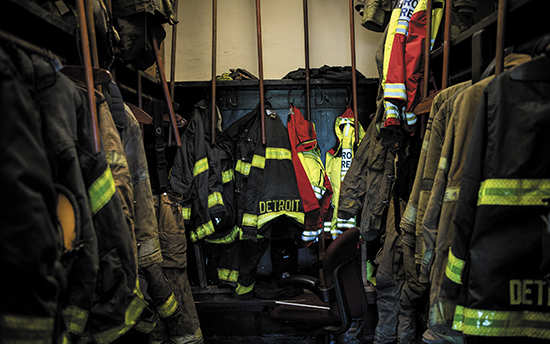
xmin=229 ymin=88 xmax=238 ymax=106
xmin=287 ymin=88 xmax=295 ymax=106
xmin=345 ymin=86 xmax=352 ymax=106
xmin=316 ymin=87 xmax=326 ymax=105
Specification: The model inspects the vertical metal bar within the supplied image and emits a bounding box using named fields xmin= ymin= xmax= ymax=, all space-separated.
xmin=422 ymin=0 xmax=433 ymax=99
xmin=441 ymin=0 xmax=452 ymax=89
xmin=495 ymin=0 xmax=507 ymax=76
xmin=75 ymin=0 xmax=101 ymax=153
xmin=151 ymin=33 xmax=182 ymax=147
xmin=349 ymin=0 xmax=359 ymax=143
xmin=84 ymin=0 xmax=99 ymax=69
xmin=170 ymin=0 xmax=179 ymax=99
xmin=303 ymin=0 xmax=311 ymax=121
xmin=472 ymin=29 xmax=490 ymax=83
xmin=211 ymin=0 xmax=217 ymax=145
xmin=255 ymin=0 xmax=266 ymax=145
xmin=420 ymin=0 xmax=433 ymax=140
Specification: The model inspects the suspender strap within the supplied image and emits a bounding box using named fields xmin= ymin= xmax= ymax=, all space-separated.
xmin=153 ymin=100 xmax=169 ymax=192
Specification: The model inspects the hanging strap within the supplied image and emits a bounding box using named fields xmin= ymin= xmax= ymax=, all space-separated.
xmin=153 ymin=100 xmax=169 ymax=192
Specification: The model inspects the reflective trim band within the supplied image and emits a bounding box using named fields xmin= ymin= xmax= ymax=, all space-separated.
xmin=91 ymin=279 xmax=147 ymax=344
xmin=222 ymin=169 xmax=234 ymax=183
xmin=208 ymin=192 xmax=224 ymax=208
xmin=62 ymin=305 xmax=89 ymax=334
xmin=258 ymin=211 xmax=305 ymax=229
xmin=157 ymin=293 xmax=179 ymax=318
xmin=445 ymin=248 xmax=464 ymax=285
xmin=405 ymin=112 xmax=416 ymax=125
xmin=218 ymin=268 xmax=239 ymax=282
xmin=89 ymin=167 xmax=116 ymax=215
xmin=134 ymin=319 xmax=156 ymax=334
xmin=181 ymin=207 xmax=191 ymax=221
xmin=235 ymin=282 xmax=255 ymax=296
xmin=452 ymin=305 xmax=464 ymax=332
xmin=105 ymin=150 xmax=129 ymax=169
xmin=251 ymin=155 xmax=265 ymax=169
xmin=266 ymin=147 xmax=292 ymax=161
xmin=422 ymin=139 xmax=429 ymax=152
xmin=206 ymin=226 xmax=242 ymax=244
xmin=395 ymin=26 xmax=408 ymax=35
xmin=460 ymin=307 xmax=550 ymax=339
xmin=193 ymin=157 xmax=208 ymax=177
xmin=438 ymin=156 xmax=448 ymax=171
xmin=478 ymin=179 xmax=550 ymax=206
xmin=302 ymin=229 xmax=322 ymax=241
xmin=137 ymin=236 xmax=161 ymax=259
xmin=444 ymin=186 xmax=460 ymax=203
xmin=236 ymin=160 xmax=251 ymax=176
xmin=242 ymin=213 xmax=258 ymax=228
xmin=191 ymin=220 xmax=215 ymax=242
xmin=331 ymin=228 xmax=343 ymax=239
xmin=402 ymin=203 xmax=418 ymax=225
xmin=1 ymin=314 xmax=54 ymax=344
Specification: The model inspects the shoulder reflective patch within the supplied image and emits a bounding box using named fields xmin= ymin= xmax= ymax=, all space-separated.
xmin=265 ymin=147 xmax=292 ymax=161
xmin=444 ymin=186 xmax=460 ymax=203
xmin=193 ymin=157 xmax=209 ymax=177
xmin=478 ymin=179 xmax=550 ymax=206
xmin=157 ymin=293 xmax=178 ymax=319
xmin=89 ymin=167 xmax=116 ymax=215
xmin=222 ymin=169 xmax=235 ymax=183
xmin=445 ymin=248 xmax=464 ymax=285
xmin=62 ymin=305 xmax=90 ymax=335
xmin=461 ymin=307 xmax=550 ymax=339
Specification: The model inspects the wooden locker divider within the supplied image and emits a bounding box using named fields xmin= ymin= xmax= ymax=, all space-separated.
xmin=255 ymin=0 xmax=266 ymax=145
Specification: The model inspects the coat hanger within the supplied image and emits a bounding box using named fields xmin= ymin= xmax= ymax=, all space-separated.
xmin=124 ymin=101 xmax=153 ymax=125
xmin=61 ymin=65 xmax=112 ymax=85
xmin=510 ymin=43 xmax=550 ymax=81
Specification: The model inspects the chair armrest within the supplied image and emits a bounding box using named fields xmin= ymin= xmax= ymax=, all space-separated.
xmin=277 ymin=275 xmax=320 ymax=289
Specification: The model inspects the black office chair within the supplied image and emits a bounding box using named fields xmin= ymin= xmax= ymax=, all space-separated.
xmin=270 ymin=227 xmax=367 ymax=341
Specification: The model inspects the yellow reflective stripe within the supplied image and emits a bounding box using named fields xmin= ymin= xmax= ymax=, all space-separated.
xmin=1 ymin=314 xmax=54 ymax=343
xmin=422 ymin=139 xmax=429 ymax=152
xmin=89 ymin=167 xmax=116 ymax=214
xmin=208 ymin=192 xmax=224 ymax=208
xmin=190 ymin=220 xmax=215 ymax=242
xmin=452 ymin=305 xmax=464 ymax=332
xmin=62 ymin=306 xmax=89 ymax=335
xmin=222 ymin=169 xmax=234 ymax=183
xmin=157 ymin=293 xmax=178 ymax=318
xmin=445 ymin=248 xmax=464 ymax=285
xmin=265 ymin=147 xmax=292 ymax=161
xmin=251 ymin=155 xmax=265 ymax=169
xmin=218 ymin=268 xmax=239 ymax=282
xmin=235 ymin=282 xmax=255 ymax=295
xmin=236 ymin=160 xmax=251 ymax=176
xmin=444 ymin=186 xmax=460 ymax=203
xmin=88 ymin=278 xmax=147 ymax=344
xmin=242 ymin=213 xmax=258 ymax=228
xmin=257 ymin=211 xmax=305 ymax=229
xmin=461 ymin=307 xmax=550 ymax=339
xmin=105 ymin=150 xmax=129 ymax=169
xmin=206 ymin=226 xmax=242 ymax=244
xmin=133 ymin=319 xmax=156 ymax=334
xmin=478 ymin=179 xmax=550 ymax=206
xmin=438 ymin=156 xmax=448 ymax=171
xmin=193 ymin=157 xmax=208 ymax=177
xmin=181 ymin=207 xmax=191 ymax=221
xmin=402 ymin=203 xmax=417 ymax=225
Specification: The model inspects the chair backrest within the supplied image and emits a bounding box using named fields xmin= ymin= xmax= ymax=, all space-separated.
xmin=322 ymin=227 xmax=366 ymax=323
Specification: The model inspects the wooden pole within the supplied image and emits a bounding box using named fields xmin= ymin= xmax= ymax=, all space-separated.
xmin=255 ymin=0 xmax=266 ymax=145
xmin=170 ymin=0 xmax=179 ymax=99
xmin=441 ymin=0 xmax=452 ymax=89
xmin=211 ymin=0 xmax=217 ymax=144
xmin=423 ymin=0 xmax=433 ymax=98
xmin=303 ymin=0 xmax=311 ymax=121
xmin=495 ymin=0 xmax=507 ymax=76
xmin=75 ymin=0 xmax=100 ymax=153
xmin=151 ymin=33 xmax=182 ymax=147
xmin=349 ymin=0 xmax=359 ymax=143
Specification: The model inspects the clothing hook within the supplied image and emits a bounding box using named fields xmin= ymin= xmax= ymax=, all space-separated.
xmin=316 ymin=86 xmax=326 ymax=105
xmin=229 ymin=88 xmax=238 ymax=106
